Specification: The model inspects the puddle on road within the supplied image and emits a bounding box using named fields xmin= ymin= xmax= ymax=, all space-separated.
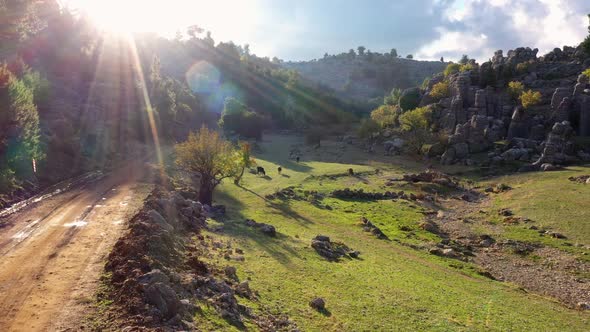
xmin=11 ymin=219 xmax=41 ymax=240
xmin=0 ymin=171 xmax=104 ymax=218
xmin=64 ymin=220 xmax=88 ymax=227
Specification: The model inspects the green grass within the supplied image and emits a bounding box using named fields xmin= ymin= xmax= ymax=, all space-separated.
xmin=204 ymin=135 xmax=589 ymax=331
xmin=484 ymin=166 xmax=590 ymax=246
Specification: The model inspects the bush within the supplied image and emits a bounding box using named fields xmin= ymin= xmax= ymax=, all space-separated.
xmin=582 ymin=68 xmax=590 ymax=79
xmin=399 ymin=88 xmax=421 ymax=111
xmin=507 ymin=81 xmax=524 ymax=101
xmin=370 ymin=104 xmax=400 ymax=128
xmin=444 ymin=63 xmax=461 ymax=77
xmin=219 ymin=97 xmax=267 ymax=139
xmin=357 ymin=118 xmax=380 ymax=139
xmin=519 ymin=90 xmax=542 ymax=109
xmin=399 ymin=106 xmax=432 ymax=132
xmin=516 ymin=62 xmax=530 ymax=75
xmin=459 ymin=63 xmax=476 ymax=72
xmin=398 ymin=106 xmax=433 ymax=154
xmin=430 ymin=81 xmax=450 ymax=100
xmin=582 ymin=35 xmax=590 ymax=56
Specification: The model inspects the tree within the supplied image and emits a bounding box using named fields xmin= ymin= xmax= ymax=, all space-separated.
xmin=187 ymin=25 xmax=203 ymax=39
xmin=357 ymin=118 xmax=380 ymax=139
xmin=440 ymin=56 xmax=444 ymax=62
xmin=348 ymin=49 xmax=356 ymax=58
xmin=357 ymin=46 xmax=366 ymax=56
xmin=519 ymin=90 xmax=542 ymax=109
xmin=430 ymin=81 xmax=450 ymax=100
xmin=399 ymin=88 xmax=421 ymax=111
xmin=219 ymin=97 xmax=267 ymax=139
xmin=581 ymin=14 xmax=590 ymax=55
xmin=390 ymin=48 xmax=398 ymax=58
xmin=406 ymin=54 xmax=414 ymax=59
xmin=398 ymin=106 xmax=433 ymax=153
xmin=507 ymin=81 xmax=524 ymax=101
xmin=175 ymin=126 xmax=241 ymax=205
xmin=384 ymin=88 xmax=402 ymax=106
xmin=233 ymin=142 xmax=255 ymax=184
xmin=444 ymin=63 xmax=461 ymax=77
xmin=459 ymin=54 xmax=469 ymax=65
xmin=371 ymin=104 xmax=400 ymax=127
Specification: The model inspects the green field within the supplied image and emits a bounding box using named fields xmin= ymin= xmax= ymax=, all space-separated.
xmin=198 ymin=135 xmax=589 ymax=331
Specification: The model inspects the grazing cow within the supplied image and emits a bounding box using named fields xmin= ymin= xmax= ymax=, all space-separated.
xmin=348 ymin=168 xmax=354 ymax=176
xmin=256 ymin=166 xmax=266 ymax=176
xmin=296 ymin=156 xmax=300 ymax=163
xmin=278 ymin=166 xmax=282 ymax=174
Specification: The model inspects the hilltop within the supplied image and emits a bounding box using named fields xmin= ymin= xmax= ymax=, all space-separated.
xmin=283 ymin=52 xmax=447 ymax=102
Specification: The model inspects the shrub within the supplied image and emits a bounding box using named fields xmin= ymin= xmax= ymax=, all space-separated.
xmin=459 ymin=63 xmax=475 ymax=72
xmin=430 ymin=81 xmax=450 ymax=100
xmin=357 ymin=118 xmax=380 ymax=139
xmin=516 ymin=62 xmax=530 ymax=75
xmin=398 ymin=106 xmax=433 ymax=154
xmin=580 ymin=14 xmax=590 ymax=55
xmin=444 ymin=63 xmax=461 ymax=77
xmin=399 ymin=89 xmax=421 ymax=111
xmin=421 ymin=77 xmax=431 ymax=90
xmin=519 ymin=90 xmax=542 ymax=109
xmin=219 ymin=97 xmax=267 ymax=139
xmin=384 ymin=88 xmax=401 ymax=106
xmin=582 ymin=68 xmax=590 ymax=79
xmin=399 ymin=106 xmax=432 ymax=132
xmin=507 ymin=81 xmax=525 ymax=101
xmin=370 ymin=104 xmax=400 ymax=127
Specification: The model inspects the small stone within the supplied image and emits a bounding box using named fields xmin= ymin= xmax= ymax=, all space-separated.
xmin=309 ymin=297 xmax=326 ymax=311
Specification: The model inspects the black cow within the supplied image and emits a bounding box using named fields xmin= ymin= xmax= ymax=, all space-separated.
xmin=278 ymin=166 xmax=282 ymax=174
xmin=257 ymin=166 xmax=266 ymax=176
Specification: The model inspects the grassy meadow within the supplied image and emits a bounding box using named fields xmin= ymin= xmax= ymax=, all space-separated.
xmin=195 ymin=134 xmax=589 ymax=331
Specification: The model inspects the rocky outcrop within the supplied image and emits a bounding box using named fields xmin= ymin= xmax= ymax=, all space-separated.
xmin=420 ymin=43 xmax=590 ymax=168
xmin=533 ymin=121 xmax=576 ymax=166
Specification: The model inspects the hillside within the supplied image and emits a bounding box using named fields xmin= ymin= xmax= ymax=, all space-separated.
xmin=283 ymin=54 xmax=447 ymax=101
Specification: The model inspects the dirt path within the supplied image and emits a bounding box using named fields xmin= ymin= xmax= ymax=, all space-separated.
xmin=0 ymin=165 xmax=152 ymax=331
xmin=425 ymin=189 xmax=590 ymax=309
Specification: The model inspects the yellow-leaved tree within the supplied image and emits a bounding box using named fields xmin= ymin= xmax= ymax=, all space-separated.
xmin=175 ymin=126 xmax=245 ymax=205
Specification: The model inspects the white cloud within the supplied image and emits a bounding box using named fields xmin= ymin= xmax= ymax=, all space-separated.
xmin=424 ymin=0 xmax=590 ymax=62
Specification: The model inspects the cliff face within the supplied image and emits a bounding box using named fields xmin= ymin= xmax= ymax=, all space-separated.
xmin=282 ymin=56 xmax=447 ymax=101
xmin=415 ymin=46 xmax=590 ymax=170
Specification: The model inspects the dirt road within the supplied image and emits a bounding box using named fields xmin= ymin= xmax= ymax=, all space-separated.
xmin=0 ymin=165 xmax=152 ymax=331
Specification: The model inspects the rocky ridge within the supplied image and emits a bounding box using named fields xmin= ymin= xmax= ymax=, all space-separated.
xmin=397 ymin=46 xmax=590 ymax=170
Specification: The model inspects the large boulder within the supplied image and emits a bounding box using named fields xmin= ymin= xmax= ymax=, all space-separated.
xmin=145 ymin=282 xmax=183 ymax=319
xmin=534 ymin=121 xmax=575 ymax=165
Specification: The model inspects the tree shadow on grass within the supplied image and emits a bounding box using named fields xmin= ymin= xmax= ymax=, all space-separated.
xmin=235 ymin=184 xmax=313 ymax=226
xmin=212 ymin=188 xmax=307 ymax=266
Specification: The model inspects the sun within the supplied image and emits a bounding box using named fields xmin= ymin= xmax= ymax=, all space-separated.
xmin=62 ymin=0 xmax=159 ymax=34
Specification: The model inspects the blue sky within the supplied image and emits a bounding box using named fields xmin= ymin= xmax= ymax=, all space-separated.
xmin=66 ymin=0 xmax=590 ymax=62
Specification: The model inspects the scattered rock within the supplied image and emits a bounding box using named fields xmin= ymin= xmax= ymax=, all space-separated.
xmin=360 ymin=217 xmax=389 ymax=240
xmin=569 ymin=175 xmax=590 ymax=184
xmin=311 ymin=235 xmax=358 ymax=261
xmin=309 ymin=297 xmax=326 ymax=311
xmin=145 ymin=282 xmax=183 ymax=319
xmin=244 ymin=219 xmax=277 ymax=237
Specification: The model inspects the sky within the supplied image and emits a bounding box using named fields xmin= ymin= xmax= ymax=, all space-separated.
xmin=63 ymin=0 xmax=590 ymax=63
